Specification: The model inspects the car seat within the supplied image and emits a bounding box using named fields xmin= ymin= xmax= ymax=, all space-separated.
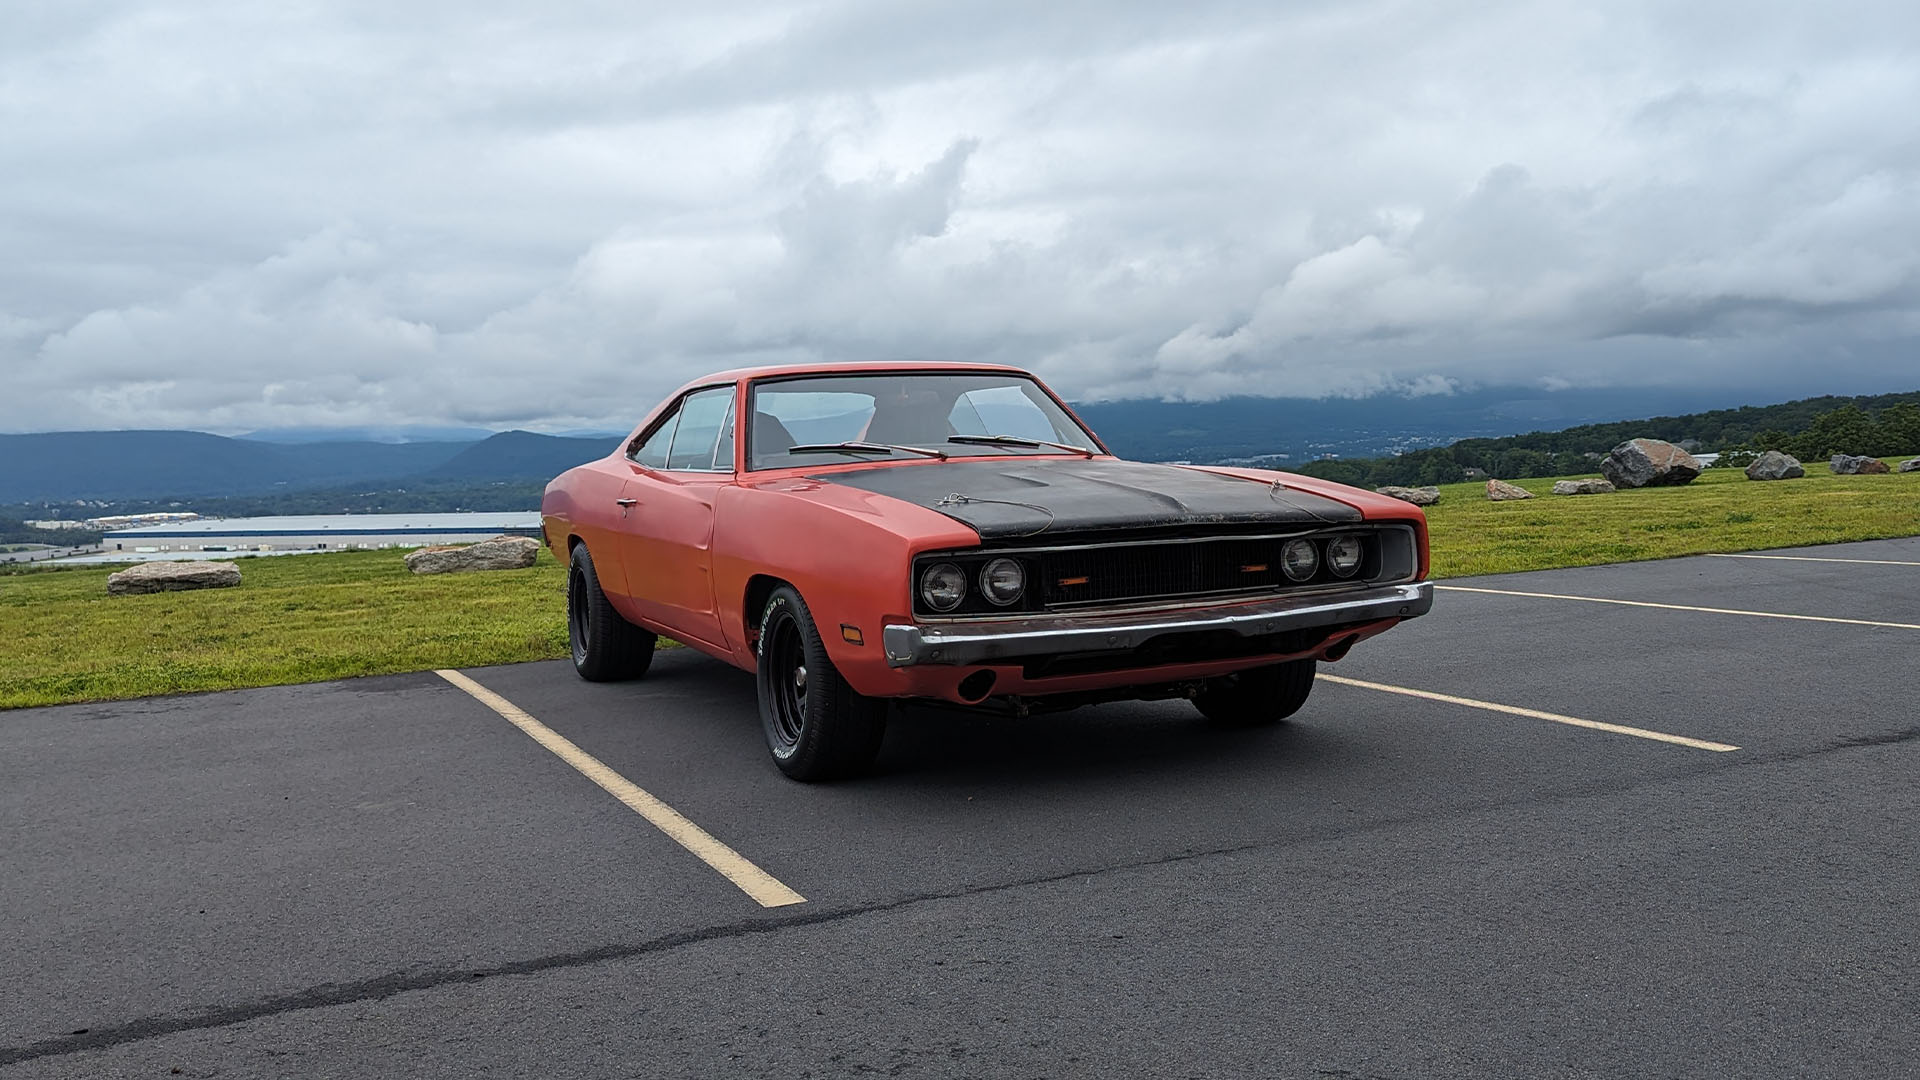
xmin=753 ymin=412 xmax=797 ymax=458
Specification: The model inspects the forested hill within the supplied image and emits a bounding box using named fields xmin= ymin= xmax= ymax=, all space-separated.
xmin=1295 ymin=389 xmax=1920 ymax=488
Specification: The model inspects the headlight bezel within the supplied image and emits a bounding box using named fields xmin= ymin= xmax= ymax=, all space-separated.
xmin=918 ymin=562 xmax=969 ymax=613
xmin=1280 ymin=538 xmax=1320 ymax=582
xmin=979 ymin=557 xmax=1026 ymax=606
xmin=1325 ymin=534 xmax=1365 ymax=578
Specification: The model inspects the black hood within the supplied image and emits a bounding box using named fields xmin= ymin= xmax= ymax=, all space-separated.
xmin=813 ymin=458 xmax=1362 ymax=540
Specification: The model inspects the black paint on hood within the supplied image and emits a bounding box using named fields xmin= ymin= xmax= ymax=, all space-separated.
xmin=813 ymin=458 xmax=1362 ymax=540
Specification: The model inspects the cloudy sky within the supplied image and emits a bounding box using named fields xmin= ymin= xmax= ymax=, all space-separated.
xmin=5 ymin=0 xmax=1918 ymax=434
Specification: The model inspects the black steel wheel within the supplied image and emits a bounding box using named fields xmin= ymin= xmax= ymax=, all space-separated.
xmin=567 ymin=543 xmax=656 ymax=682
xmin=755 ymin=585 xmax=887 ymax=781
xmin=1193 ymin=658 xmax=1316 ymax=727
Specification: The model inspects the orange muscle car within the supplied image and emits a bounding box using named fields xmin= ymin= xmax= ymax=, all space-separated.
xmin=542 ymin=362 xmax=1432 ymax=780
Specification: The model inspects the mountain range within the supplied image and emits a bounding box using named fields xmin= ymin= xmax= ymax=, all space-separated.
xmin=0 ymin=430 xmax=616 ymax=504
xmin=0 ymin=383 xmax=1858 ymax=506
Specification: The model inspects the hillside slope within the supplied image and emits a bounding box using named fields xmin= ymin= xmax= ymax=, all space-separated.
xmin=423 ymin=431 xmax=615 ymax=481
xmin=0 ymin=431 xmax=464 ymax=502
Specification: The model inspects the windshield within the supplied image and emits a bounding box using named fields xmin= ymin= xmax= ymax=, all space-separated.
xmin=747 ymin=372 xmax=1099 ymax=470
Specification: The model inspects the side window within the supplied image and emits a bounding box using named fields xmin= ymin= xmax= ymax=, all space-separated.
xmin=667 ymin=387 xmax=736 ymax=471
xmin=631 ymin=408 xmax=680 ymax=469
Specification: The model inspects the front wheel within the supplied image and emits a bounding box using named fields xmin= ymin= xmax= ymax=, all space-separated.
xmin=1193 ymin=658 xmax=1316 ymax=727
xmin=755 ymin=585 xmax=888 ymax=781
xmin=567 ymin=543 xmax=656 ymax=682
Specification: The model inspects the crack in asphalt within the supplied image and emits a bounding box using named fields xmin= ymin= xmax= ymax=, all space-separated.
xmin=7 ymin=721 xmax=1917 ymax=1067
xmin=2 ymin=845 xmax=1268 ymax=1068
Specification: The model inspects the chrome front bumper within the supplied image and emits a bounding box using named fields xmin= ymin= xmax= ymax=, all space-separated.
xmin=881 ymin=581 xmax=1433 ymax=668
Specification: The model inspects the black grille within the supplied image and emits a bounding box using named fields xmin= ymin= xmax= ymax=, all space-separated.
xmin=1034 ymin=534 xmax=1372 ymax=607
xmin=910 ymin=529 xmax=1396 ymax=616
xmin=1037 ymin=537 xmax=1289 ymax=606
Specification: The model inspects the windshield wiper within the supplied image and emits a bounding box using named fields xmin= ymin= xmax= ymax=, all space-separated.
xmin=947 ymin=434 xmax=1096 ymax=458
xmin=786 ymin=441 xmax=949 ymax=460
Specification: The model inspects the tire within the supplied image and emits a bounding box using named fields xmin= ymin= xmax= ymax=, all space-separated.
xmin=1193 ymin=658 xmax=1316 ymax=727
xmin=567 ymin=543 xmax=656 ymax=682
xmin=755 ymin=585 xmax=888 ymax=781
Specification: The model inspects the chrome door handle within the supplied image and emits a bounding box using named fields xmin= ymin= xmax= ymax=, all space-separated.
xmin=615 ymin=498 xmax=638 ymax=507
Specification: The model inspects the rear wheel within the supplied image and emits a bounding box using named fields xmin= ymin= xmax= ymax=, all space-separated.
xmin=1193 ymin=658 xmax=1316 ymax=727
xmin=567 ymin=543 xmax=656 ymax=682
xmin=755 ymin=585 xmax=888 ymax=781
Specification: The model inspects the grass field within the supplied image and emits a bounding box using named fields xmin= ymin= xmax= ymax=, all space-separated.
xmin=1424 ymin=457 xmax=1920 ymax=576
xmin=1 ymin=457 xmax=1915 ymax=709
xmin=0 ymin=550 xmax=567 ymax=710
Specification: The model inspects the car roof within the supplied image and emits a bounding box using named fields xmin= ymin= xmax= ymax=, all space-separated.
xmin=683 ymin=360 xmax=1032 ymax=390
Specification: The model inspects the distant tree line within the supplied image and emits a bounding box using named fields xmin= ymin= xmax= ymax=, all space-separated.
xmin=1293 ymin=391 xmax=1920 ymax=487
xmin=1728 ymin=403 xmax=1920 ymax=463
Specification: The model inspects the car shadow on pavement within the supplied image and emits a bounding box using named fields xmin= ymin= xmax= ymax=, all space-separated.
xmin=870 ymin=699 xmax=1338 ymax=786
xmin=580 ymin=649 xmax=1360 ymax=789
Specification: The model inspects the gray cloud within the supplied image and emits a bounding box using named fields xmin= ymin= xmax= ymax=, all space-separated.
xmin=3 ymin=0 xmax=1918 ymax=433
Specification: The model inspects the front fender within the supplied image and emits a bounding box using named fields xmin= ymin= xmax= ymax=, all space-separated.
xmin=711 ymin=477 xmax=978 ymax=691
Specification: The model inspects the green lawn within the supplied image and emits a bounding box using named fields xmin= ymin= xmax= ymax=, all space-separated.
xmin=1423 ymin=457 xmax=1919 ymax=577
xmin=0 ymin=550 xmax=568 ymax=710
xmin=1 ymin=457 xmax=1915 ymax=710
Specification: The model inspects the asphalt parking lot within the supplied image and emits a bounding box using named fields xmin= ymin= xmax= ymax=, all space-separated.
xmin=4 ymin=537 xmax=1918 ymax=1079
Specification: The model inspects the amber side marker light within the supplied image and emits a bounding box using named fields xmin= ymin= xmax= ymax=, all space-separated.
xmin=1058 ymin=576 xmax=1091 ymax=587
xmin=840 ymin=625 xmax=864 ymax=645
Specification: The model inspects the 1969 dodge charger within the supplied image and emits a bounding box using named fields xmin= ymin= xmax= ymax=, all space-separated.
xmin=543 ymin=362 xmax=1432 ymax=780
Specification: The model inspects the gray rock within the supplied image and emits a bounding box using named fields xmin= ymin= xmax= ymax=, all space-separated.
xmin=1830 ymin=454 xmax=1890 ymax=475
xmin=1486 ymin=479 xmax=1534 ymax=501
xmin=1600 ymin=438 xmax=1703 ymax=488
xmin=1375 ymin=485 xmax=1441 ymax=506
xmin=1551 ymin=478 xmax=1616 ymax=495
xmin=106 ymin=560 xmax=242 ymax=596
xmin=1744 ymin=450 xmax=1804 ymax=481
xmin=404 ymin=534 xmax=541 ymax=574
xmin=1900 ymin=458 xmax=1920 ymax=473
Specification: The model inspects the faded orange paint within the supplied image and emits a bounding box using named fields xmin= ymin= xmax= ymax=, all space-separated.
xmin=542 ymin=362 xmax=1430 ymax=705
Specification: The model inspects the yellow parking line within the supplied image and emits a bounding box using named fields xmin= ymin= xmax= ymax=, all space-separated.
xmin=1436 ymin=585 xmax=1920 ymax=631
xmin=437 ymin=669 xmax=806 ymax=908
xmin=1320 ymin=674 xmax=1739 ymax=752
xmin=1704 ymin=553 xmax=1920 ymax=567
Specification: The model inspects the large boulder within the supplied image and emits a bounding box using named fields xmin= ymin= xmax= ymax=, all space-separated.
xmin=1486 ymin=479 xmax=1534 ymax=501
xmin=1900 ymin=458 xmax=1920 ymax=473
xmin=1600 ymin=438 xmax=1703 ymax=489
xmin=1376 ymin=485 xmax=1441 ymax=506
xmin=1744 ymin=450 xmax=1804 ymax=481
xmin=404 ymin=534 xmax=541 ymax=575
xmin=1830 ymin=454 xmax=1890 ymax=475
xmin=107 ymin=560 xmax=242 ymax=596
xmin=1551 ymin=478 xmax=1616 ymax=496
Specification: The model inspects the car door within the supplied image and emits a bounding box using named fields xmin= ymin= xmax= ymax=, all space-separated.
xmin=614 ymin=385 xmax=737 ymax=652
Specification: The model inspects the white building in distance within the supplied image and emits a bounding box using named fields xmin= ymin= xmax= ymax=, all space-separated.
xmin=103 ymin=512 xmax=542 ymax=557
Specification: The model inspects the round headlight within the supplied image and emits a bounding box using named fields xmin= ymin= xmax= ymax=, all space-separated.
xmin=920 ymin=563 xmax=967 ymax=612
xmin=1281 ymin=538 xmax=1319 ymax=582
xmin=980 ymin=558 xmax=1025 ymax=606
xmin=1326 ymin=535 xmax=1364 ymax=577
